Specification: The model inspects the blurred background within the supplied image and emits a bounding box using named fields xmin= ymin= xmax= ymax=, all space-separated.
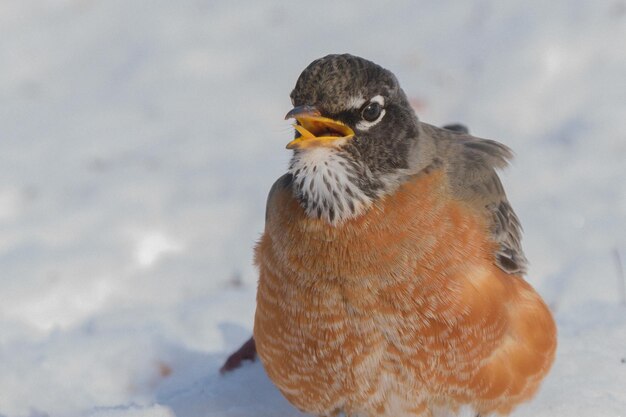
xmin=0 ymin=1 xmax=625 ymax=416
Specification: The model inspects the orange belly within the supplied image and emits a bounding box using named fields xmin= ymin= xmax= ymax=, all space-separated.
xmin=253 ymin=171 xmax=556 ymax=417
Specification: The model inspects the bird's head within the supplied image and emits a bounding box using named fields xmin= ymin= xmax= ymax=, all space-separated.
xmin=286 ymin=54 xmax=419 ymax=167
xmin=284 ymin=54 xmax=427 ymax=224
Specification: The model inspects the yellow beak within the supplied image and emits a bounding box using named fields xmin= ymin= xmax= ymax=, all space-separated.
xmin=284 ymin=106 xmax=355 ymax=150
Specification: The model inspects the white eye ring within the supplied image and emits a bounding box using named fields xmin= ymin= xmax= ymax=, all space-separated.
xmin=356 ymin=95 xmax=385 ymax=131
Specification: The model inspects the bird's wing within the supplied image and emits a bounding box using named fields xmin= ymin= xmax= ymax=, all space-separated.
xmin=264 ymin=173 xmax=294 ymax=222
xmin=424 ymin=123 xmax=528 ymax=275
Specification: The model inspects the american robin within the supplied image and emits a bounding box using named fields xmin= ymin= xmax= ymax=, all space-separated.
xmin=233 ymin=54 xmax=556 ymax=417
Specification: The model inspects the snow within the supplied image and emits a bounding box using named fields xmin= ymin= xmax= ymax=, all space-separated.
xmin=0 ymin=0 xmax=625 ymax=416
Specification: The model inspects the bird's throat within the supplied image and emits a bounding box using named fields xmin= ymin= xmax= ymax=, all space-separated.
xmin=288 ymin=148 xmax=376 ymax=225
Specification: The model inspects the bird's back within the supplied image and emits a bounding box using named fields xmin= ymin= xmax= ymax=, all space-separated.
xmin=254 ymin=164 xmax=556 ymax=417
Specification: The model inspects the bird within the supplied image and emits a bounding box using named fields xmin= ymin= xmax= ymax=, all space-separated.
xmin=248 ymin=54 xmax=556 ymax=417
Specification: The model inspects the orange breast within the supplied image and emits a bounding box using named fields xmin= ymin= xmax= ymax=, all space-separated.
xmin=253 ymin=170 xmax=556 ymax=417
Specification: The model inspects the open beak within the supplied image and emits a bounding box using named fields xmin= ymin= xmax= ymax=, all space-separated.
xmin=285 ymin=105 xmax=355 ymax=150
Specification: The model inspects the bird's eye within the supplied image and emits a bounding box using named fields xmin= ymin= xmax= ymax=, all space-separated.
xmin=361 ymin=102 xmax=382 ymax=122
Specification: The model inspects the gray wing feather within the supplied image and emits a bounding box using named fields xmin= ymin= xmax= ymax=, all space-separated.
xmin=424 ymin=123 xmax=528 ymax=275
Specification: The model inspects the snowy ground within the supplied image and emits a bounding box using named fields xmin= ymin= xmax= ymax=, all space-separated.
xmin=1 ymin=1 xmax=625 ymax=416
